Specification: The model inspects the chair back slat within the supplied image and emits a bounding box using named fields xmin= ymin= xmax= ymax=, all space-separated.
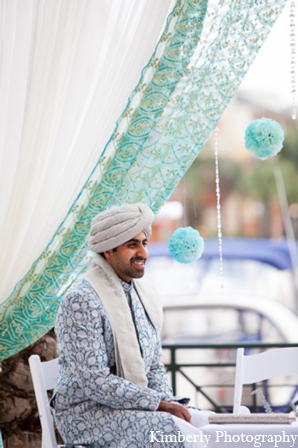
xmin=242 ymin=347 xmax=298 ymax=384
xmin=29 ymin=354 xmax=59 ymax=448
xmin=40 ymin=358 xmax=59 ymax=390
xmin=233 ymin=347 xmax=298 ymax=414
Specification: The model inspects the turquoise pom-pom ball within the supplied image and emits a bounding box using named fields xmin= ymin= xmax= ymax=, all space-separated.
xmin=168 ymin=226 xmax=204 ymax=264
xmin=244 ymin=118 xmax=284 ymax=160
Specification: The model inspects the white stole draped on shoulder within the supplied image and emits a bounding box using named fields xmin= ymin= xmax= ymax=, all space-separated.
xmin=84 ymin=254 xmax=163 ymax=387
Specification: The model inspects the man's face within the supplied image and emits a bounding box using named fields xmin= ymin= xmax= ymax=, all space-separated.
xmin=104 ymin=231 xmax=148 ymax=283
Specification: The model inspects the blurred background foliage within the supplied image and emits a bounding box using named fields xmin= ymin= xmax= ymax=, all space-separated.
xmin=172 ymin=98 xmax=298 ymax=240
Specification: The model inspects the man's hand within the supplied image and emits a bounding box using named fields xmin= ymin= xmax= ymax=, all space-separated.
xmin=157 ymin=401 xmax=192 ymax=423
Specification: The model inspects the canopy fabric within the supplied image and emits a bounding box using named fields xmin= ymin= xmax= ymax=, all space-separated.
xmin=0 ymin=0 xmax=286 ymax=361
xmin=0 ymin=0 xmax=174 ymax=304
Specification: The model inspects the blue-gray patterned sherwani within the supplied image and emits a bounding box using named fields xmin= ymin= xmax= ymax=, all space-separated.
xmin=51 ymin=278 xmax=185 ymax=447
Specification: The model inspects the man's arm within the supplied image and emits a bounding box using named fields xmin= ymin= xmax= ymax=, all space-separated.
xmin=146 ymin=338 xmax=175 ymax=400
xmin=146 ymin=332 xmax=191 ymax=422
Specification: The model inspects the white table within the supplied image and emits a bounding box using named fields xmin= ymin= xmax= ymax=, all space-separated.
xmin=197 ymin=422 xmax=298 ymax=448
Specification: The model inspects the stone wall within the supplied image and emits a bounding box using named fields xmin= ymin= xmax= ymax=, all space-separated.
xmin=0 ymin=329 xmax=63 ymax=448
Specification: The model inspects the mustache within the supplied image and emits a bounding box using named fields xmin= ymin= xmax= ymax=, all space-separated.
xmin=131 ymin=256 xmax=146 ymax=262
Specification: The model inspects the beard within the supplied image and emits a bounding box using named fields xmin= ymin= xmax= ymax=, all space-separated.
xmin=112 ymin=255 xmax=146 ymax=280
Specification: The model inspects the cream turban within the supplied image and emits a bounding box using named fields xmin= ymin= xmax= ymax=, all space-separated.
xmin=87 ymin=203 xmax=155 ymax=253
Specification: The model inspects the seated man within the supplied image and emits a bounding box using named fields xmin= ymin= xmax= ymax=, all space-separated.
xmin=51 ymin=203 xmax=210 ymax=447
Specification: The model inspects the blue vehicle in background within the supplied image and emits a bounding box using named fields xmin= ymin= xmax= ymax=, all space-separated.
xmin=145 ymin=238 xmax=298 ymax=341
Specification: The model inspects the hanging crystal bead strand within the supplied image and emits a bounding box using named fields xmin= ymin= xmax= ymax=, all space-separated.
xmin=214 ymin=127 xmax=224 ymax=288
xmin=290 ymin=0 xmax=296 ymax=120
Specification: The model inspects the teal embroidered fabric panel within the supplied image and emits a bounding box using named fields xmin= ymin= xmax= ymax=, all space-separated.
xmin=0 ymin=0 xmax=286 ymax=360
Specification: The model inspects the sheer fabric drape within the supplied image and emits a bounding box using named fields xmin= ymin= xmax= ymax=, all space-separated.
xmin=0 ymin=0 xmax=287 ymax=360
xmin=0 ymin=0 xmax=174 ymax=304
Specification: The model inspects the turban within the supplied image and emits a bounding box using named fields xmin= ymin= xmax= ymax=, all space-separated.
xmin=87 ymin=203 xmax=154 ymax=253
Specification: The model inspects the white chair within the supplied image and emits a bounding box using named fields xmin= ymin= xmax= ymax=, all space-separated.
xmin=29 ymin=354 xmax=61 ymax=448
xmin=233 ymin=347 xmax=298 ymax=414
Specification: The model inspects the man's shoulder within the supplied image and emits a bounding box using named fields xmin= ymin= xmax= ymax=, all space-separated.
xmin=61 ymin=278 xmax=99 ymax=305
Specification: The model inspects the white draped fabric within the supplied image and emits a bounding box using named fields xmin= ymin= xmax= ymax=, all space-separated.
xmin=0 ymin=0 xmax=174 ymax=304
xmin=0 ymin=0 xmax=286 ymax=360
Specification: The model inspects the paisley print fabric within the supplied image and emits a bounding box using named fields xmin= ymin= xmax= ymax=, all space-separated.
xmin=52 ymin=279 xmax=184 ymax=447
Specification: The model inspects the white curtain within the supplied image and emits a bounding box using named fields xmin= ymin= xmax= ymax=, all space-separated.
xmin=0 ymin=0 xmax=174 ymax=304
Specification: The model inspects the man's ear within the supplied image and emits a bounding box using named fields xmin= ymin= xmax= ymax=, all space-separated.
xmin=103 ymin=250 xmax=112 ymax=260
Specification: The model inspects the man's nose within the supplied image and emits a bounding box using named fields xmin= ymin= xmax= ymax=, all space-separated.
xmin=137 ymin=244 xmax=148 ymax=258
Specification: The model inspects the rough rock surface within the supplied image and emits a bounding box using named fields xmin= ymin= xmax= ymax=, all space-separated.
xmin=0 ymin=329 xmax=63 ymax=448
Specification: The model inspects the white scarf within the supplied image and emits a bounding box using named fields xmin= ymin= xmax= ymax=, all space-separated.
xmin=84 ymin=254 xmax=163 ymax=387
